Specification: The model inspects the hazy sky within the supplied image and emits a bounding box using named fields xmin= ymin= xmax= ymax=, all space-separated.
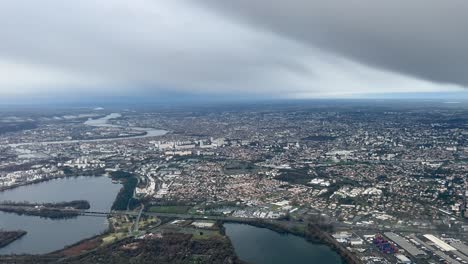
xmin=0 ymin=0 xmax=466 ymax=100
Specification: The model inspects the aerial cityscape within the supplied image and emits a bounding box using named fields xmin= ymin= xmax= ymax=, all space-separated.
xmin=2 ymin=0 xmax=468 ymax=263
xmin=0 ymin=101 xmax=467 ymax=263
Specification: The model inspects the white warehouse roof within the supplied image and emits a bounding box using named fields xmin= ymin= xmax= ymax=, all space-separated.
xmin=423 ymin=234 xmax=456 ymax=252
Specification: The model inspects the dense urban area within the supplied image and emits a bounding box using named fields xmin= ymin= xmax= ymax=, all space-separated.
xmin=1 ymin=101 xmax=468 ymax=263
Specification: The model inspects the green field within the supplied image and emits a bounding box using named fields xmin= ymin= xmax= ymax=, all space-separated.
xmin=191 ymin=230 xmax=222 ymax=240
xmin=148 ymin=205 xmax=191 ymax=214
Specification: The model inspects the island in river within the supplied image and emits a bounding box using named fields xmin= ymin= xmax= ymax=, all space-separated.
xmin=0 ymin=200 xmax=90 ymax=219
xmin=0 ymin=173 xmax=349 ymax=263
xmin=0 ymin=113 xmax=348 ymax=263
xmin=0 ymin=176 xmax=122 ymax=255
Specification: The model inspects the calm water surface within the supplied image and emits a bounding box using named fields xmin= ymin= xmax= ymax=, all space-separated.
xmin=0 ymin=176 xmax=121 ymax=255
xmin=10 ymin=113 xmax=167 ymax=147
xmin=225 ymin=223 xmax=343 ymax=264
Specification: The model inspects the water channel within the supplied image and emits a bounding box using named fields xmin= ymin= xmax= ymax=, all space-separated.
xmin=1 ymin=114 xmax=343 ymax=262
xmin=0 ymin=176 xmax=121 ymax=254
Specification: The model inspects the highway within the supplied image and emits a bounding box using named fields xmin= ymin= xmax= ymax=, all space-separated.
xmin=61 ymin=209 xmax=468 ymax=238
xmin=133 ymin=205 xmax=145 ymax=233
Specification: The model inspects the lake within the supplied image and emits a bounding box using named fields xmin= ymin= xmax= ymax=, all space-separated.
xmin=0 ymin=176 xmax=121 ymax=255
xmin=224 ymin=223 xmax=343 ymax=264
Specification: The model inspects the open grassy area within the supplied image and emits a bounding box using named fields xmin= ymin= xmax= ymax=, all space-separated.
xmin=61 ymin=237 xmax=102 ymax=257
xmin=102 ymin=233 xmax=127 ymax=245
xmin=148 ymin=205 xmax=191 ymax=214
xmin=139 ymin=217 xmax=158 ymax=227
xmin=223 ymin=160 xmax=259 ymax=175
xmin=191 ymin=230 xmax=223 ymax=240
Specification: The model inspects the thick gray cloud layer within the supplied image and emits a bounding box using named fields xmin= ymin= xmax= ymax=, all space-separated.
xmin=199 ymin=0 xmax=468 ymax=87
xmin=0 ymin=0 xmax=464 ymax=99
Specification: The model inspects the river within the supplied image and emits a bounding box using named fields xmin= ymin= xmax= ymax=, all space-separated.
xmin=1 ymin=113 xmax=166 ymax=254
xmin=0 ymin=176 xmax=121 ymax=255
xmin=9 ymin=113 xmax=168 ymax=147
xmin=224 ymin=223 xmax=343 ymax=264
xmin=2 ymin=114 xmax=343 ymax=260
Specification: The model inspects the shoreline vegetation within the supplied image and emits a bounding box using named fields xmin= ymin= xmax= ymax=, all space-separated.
xmin=0 ymin=169 xmax=106 ymax=192
xmin=0 ymin=170 xmax=352 ymax=263
xmin=0 ymin=219 xmax=352 ymax=264
xmin=222 ymin=219 xmax=359 ymax=264
xmin=109 ymin=171 xmax=139 ymax=211
xmin=0 ymin=200 xmax=90 ymax=219
xmin=0 ymin=230 xmax=27 ymax=249
xmin=0 ymin=200 xmax=90 ymax=209
xmin=0 ymin=233 xmax=244 ymax=264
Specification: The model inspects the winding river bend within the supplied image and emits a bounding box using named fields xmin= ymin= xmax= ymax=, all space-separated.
xmin=1 ymin=114 xmax=343 ymax=261
xmin=0 ymin=176 xmax=121 ymax=255
xmin=9 ymin=113 xmax=168 ymax=147
xmin=1 ymin=113 xmax=166 ymax=254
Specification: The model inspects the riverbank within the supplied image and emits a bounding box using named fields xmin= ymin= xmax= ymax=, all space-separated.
xmin=223 ymin=219 xmax=360 ymax=264
xmin=0 ymin=176 xmax=121 ymax=255
xmin=0 ymin=213 xmax=350 ymax=264
xmin=0 ymin=206 xmax=79 ymax=219
xmin=109 ymin=171 xmax=139 ymax=211
xmin=0 ymin=231 xmax=27 ymax=249
xmin=0 ymin=169 xmax=105 ymax=192
xmin=8 ymin=113 xmax=168 ymax=148
xmin=0 ymin=233 xmax=244 ymax=264
xmin=0 ymin=200 xmax=90 ymax=219
xmin=0 ymin=200 xmax=90 ymax=209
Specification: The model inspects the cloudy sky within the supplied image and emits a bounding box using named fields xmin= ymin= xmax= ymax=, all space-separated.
xmin=0 ymin=0 xmax=467 ymax=101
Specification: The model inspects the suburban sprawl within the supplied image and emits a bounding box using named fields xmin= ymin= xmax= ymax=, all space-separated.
xmin=1 ymin=101 xmax=468 ymax=263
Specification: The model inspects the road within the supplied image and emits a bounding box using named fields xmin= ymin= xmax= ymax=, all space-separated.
xmin=133 ymin=205 xmax=145 ymax=233
xmin=68 ymin=209 xmax=468 ymax=237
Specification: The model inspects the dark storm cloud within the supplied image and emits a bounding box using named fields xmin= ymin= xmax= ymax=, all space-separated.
xmin=0 ymin=0 xmax=463 ymax=98
xmin=198 ymin=0 xmax=468 ymax=87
